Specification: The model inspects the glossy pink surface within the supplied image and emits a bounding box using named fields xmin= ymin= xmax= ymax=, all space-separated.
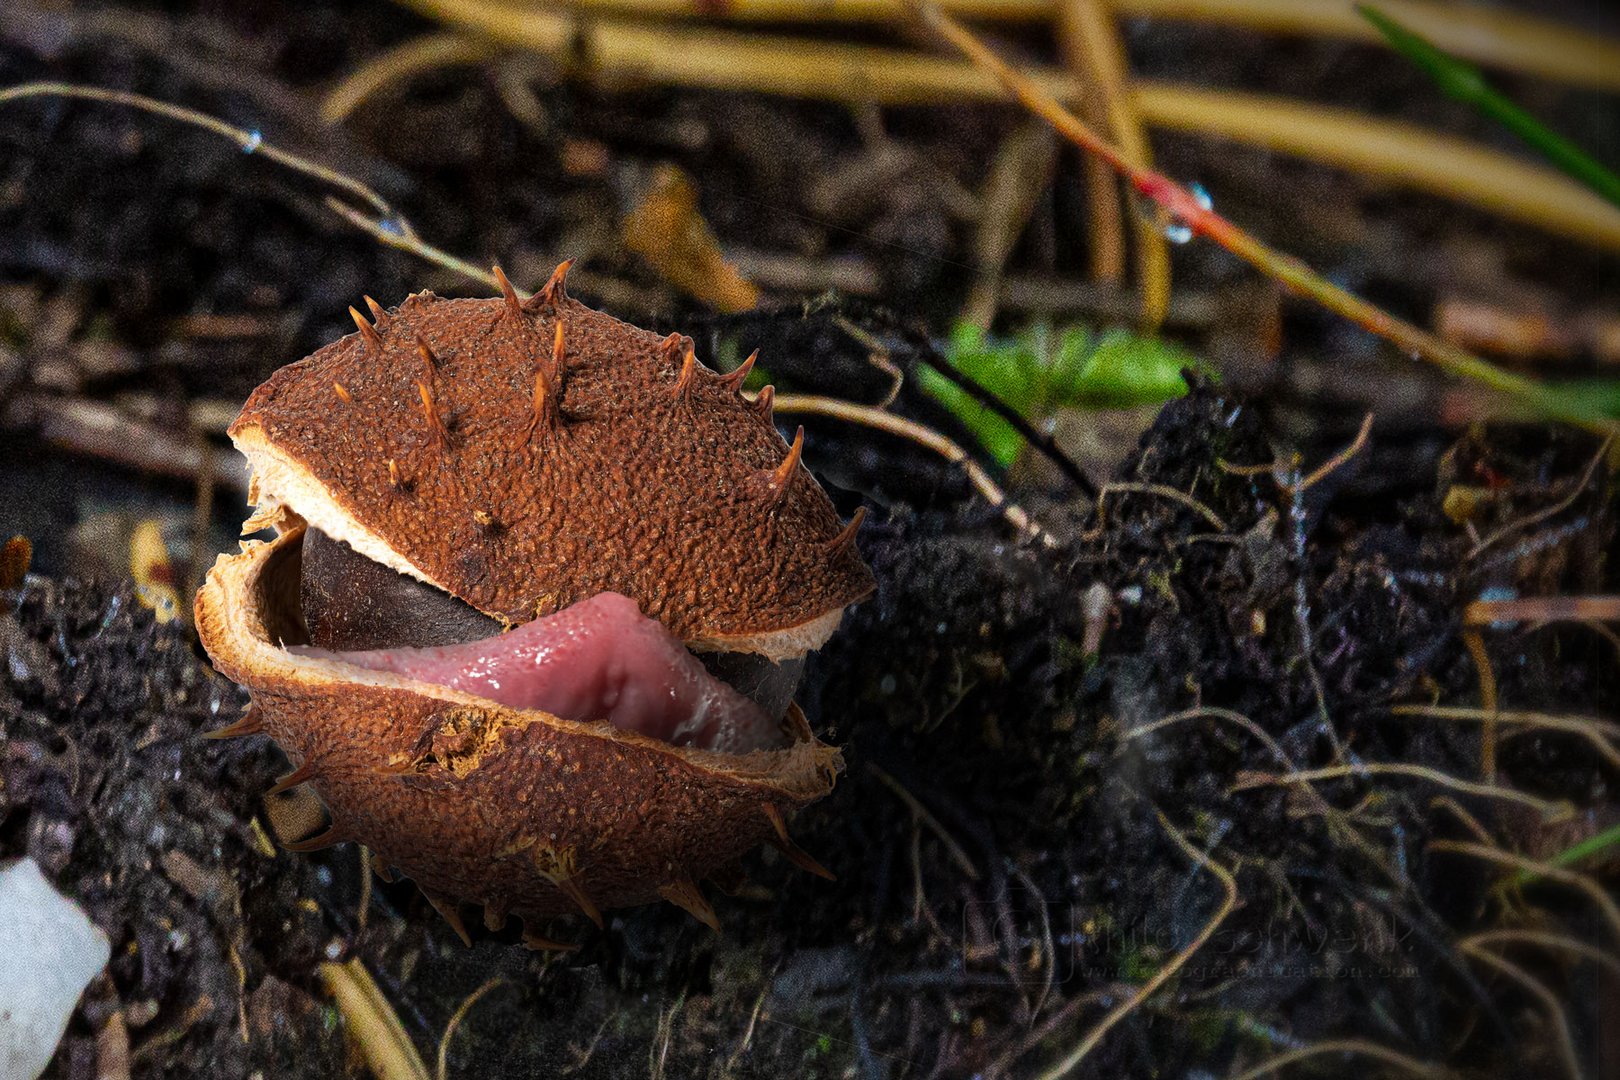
xmin=297 ymin=592 xmax=784 ymax=752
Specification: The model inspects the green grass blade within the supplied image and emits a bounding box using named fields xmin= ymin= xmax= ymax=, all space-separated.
xmin=1359 ymin=4 xmax=1620 ymax=208
xmin=1512 ymin=822 xmax=1620 ymax=886
xmin=922 ymin=321 xmax=1201 ymax=467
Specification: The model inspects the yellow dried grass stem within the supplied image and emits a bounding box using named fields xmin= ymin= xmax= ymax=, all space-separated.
xmin=533 ymin=0 xmax=1054 ymax=19
xmin=1132 ymin=83 xmax=1620 ymax=252
xmin=1464 ymin=594 xmax=1620 ymax=626
xmin=399 ymin=0 xmax=1620 ymax=251
xmin=1121 ymin=0 xmax=1620 ymax=91
xmin=320 ymin=959 xmax=433 ymax=1080
xmin=1058 ymin=17 xmax=1125 ymax=288
xmin=1057 ymin=0 xmax=1170 ymax=329
xmin=509 ymin=0 xmax=1620 ymax=91
xmin=1460 ymin=629 xmax=1498 ymax=778
xmin=322 ymin=32 xmax=497 ymax=124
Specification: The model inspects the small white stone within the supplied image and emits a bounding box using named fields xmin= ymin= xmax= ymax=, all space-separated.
xmin=0 ymin=858 xmax=111 ymax=1080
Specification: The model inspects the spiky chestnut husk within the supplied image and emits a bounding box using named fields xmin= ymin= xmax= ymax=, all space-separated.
xmin=230 ymin=264 xmax=873 ymax=657
xmin=196 ymin=524 xmax=841 ymax=934
xmin=197 ymin=264 xmax=869 ymax=937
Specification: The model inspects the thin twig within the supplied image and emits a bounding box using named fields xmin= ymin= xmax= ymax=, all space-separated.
xmin=722 ymin=977 xmax=774 ymax=1076
xmin=1427 ymin=795 xmax=1498 ymax=849
xmin=0 ymin=80 xmax=551 ymax=303
xmin=1098 ymin=481 xmax=1228 ymax=532
xmin=769 ymin=392 xmax=1060 ymax=547
xmin=1468 ymin=436 xmax=1612 ymax=559
xmin=1033 ymin=809 xmax=1237 ymax=1078
xmin=1463 ymin=928 xmax=1620 ymax=980
xmin=866 ymin=763 xmax=981 ymax=882
xmin=1456 ymin=942 xmax=1581 ymax=1080
xmin=830 ymin=316 xmax=905 ymax=409
xmin=1392 ymin=704 xmax=1620 ymax=771
xmin=1217 ymin=413 xmax=1373 ymax=494
xmin=322 ymin=32 xmax=498 ymax=124
xmin=436 ymin=977 xmax=505 ymax=1080
xmin=1233 ymin=764 xmax=1570 ymax=820
xmin=1295 ymin=412 xmax=1374 ymax=493
xmin=1585 ymin=619 xmax=1620 ymax=665
xmin=649 ymin=992 xmax=686 ymax=1080
xmin=1124 ymin=706 xmax=1298 ymax=771
xmin=907 ymin=3 xmax=1619 ymax=433
xmin=0 ymin=81 xmax=402 ymax=224
xmin=993 ymin=989 xmax=1114 ymax=1078
xmin=1127 ymin=707 xmax=1408 ymax=875
xmin=560 ymin=1015 xmax=613 ymax=1076
xmin=1225 ymin=1037 xmax=1446 ymax=1080
xmin=330 ymin=195 xmax=646 ymax=308
xmin=323 ymin=197 xmax=504 ymax=292
xmin=1010 ymin=862 xmax=1057 ymax=1020
xmin=1429 ymin=840 xmax=1620 ymax=941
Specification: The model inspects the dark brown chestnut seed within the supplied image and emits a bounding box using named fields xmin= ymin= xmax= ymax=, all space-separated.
xmin=300 ymin=526 xmax=501 ymax=650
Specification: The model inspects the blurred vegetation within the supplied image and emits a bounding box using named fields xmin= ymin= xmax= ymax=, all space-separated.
xmin=1361 ymin=4 xmax=1620 ymax=207
xmin=920 ymin=320 xmax=1203 ymax=466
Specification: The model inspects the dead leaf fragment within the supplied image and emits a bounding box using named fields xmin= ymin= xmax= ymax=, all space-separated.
xmin=623 ymin=164 xmax=759 ymax=313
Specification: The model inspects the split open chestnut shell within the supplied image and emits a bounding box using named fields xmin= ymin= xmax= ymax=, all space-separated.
xmin=194 ymin=263 xmax=873 ymax=940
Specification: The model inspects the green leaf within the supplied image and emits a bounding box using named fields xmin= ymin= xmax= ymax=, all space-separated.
xmin=1061 ymin=329 xmax=1201 ymax=408
xmin=920 ymin=319 xmax=1204 ymax=467
xmin=1536 ymin=379 xmax=1620 ymax=421
xmin=1359 ymin=4 xmax=1620 ymax=208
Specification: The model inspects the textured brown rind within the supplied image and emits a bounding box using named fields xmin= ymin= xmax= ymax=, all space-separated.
xmin=196 ymin=526 xmax=842 ymax=921
xmin=230 ymin=286 xmax=874 ymax=655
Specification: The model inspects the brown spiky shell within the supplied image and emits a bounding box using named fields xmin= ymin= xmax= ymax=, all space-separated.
xmin=229 ymin=264 xmax=872 ymax=658
xmin=196 ymin=265 xmax=868 ymax=937
xmin=196 ymin=525 xmax=839 ymax=935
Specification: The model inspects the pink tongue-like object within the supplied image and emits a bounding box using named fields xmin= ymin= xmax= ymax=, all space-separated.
xmin=297 ymin=592 xmax=785 ymax=753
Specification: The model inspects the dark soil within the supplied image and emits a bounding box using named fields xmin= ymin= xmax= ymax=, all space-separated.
xmin=0 ymin=577 xmax=344 ymax=1079
xmin=1 ymin=1 xmax=1616 ymax=1078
